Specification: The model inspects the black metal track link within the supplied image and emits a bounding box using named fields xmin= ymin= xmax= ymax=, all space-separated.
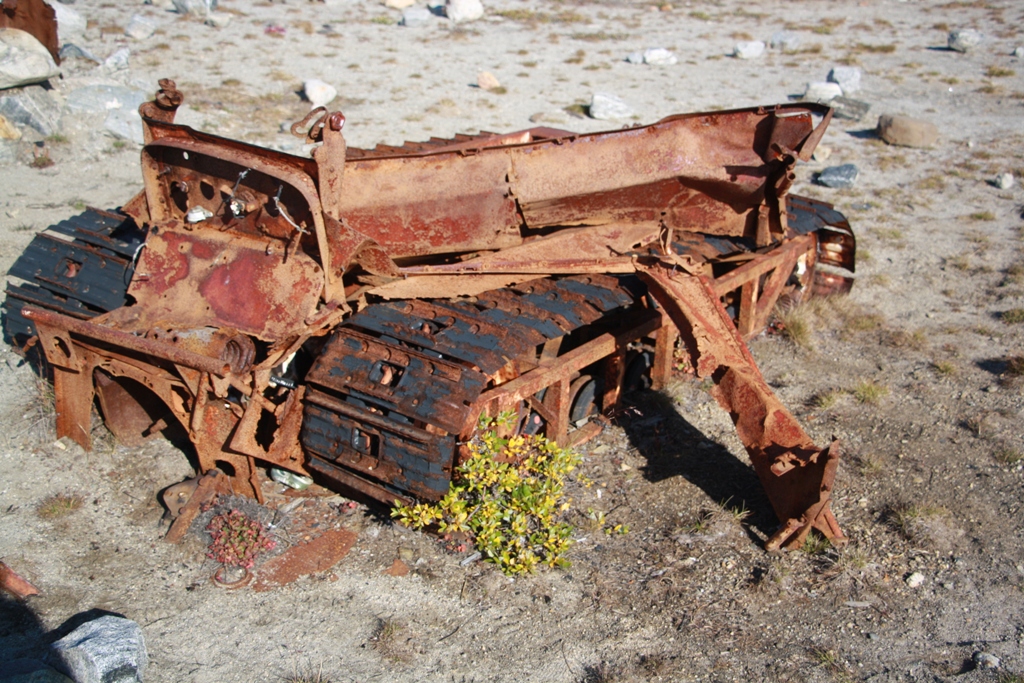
xmin=301 ymin=275 xmax=640 ymax=501
xmin=3 ymin=209 xmax=145 ymax=349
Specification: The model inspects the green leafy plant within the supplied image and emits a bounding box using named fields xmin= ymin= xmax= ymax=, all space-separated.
xmin=206 ymin=509 xmax=276 ymax=569
xmin=393 ymin=417 xmax=581 ymax=575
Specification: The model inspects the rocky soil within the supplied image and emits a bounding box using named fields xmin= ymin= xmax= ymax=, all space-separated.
xmin=1 ymin=0 xmax=1023 ymax=681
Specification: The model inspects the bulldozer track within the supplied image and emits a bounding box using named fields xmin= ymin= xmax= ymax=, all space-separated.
xmin=3 ymin=208 xmax=145 ymax=349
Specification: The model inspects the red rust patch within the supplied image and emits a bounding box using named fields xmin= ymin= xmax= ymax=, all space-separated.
xmin=253 ymin=529 xmax=357 ymax=592
xmin=383 ymin=558 xmax=410 ymax=577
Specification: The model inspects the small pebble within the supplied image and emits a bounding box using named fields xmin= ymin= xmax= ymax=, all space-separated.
xmin=905 ymin=571 xmax=925 ymax=588
xmin=124 ymin=14 xmax=157 ymax=40
xmin=642 ymin=47 xmax=677 ymax=65
xmin=400 ymin=6 xmax=432 ymax=27
xmin=831 ymin=96 xmax=871 ymax=122
xmin=973 ymin=652 xmax=1000 ymax=670
xmin=1014 ymin=47 xmax=1024 ymax=58
xmin=733 ymin=41 xmax=765 ymax=59
xmin=993 ymin=172 xmax=1014 ymax=190
xmin=477 ymin=71 xmax=501 ymax=91
xmin=867 ymin=632 xmax=880 ymax=641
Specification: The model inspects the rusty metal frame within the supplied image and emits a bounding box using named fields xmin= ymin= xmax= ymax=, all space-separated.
xmin=10 ymin=80 xmax=857 ymax=552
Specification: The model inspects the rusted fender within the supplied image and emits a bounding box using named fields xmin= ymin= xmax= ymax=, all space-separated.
xmin=0 ymin=0 xmax=59 ymax=64
xmin=636 ymin=262 xmax=845 ymax=550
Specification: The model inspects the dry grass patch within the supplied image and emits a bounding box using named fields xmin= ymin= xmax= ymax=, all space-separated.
xmin=1001 ymin=308 xmax=1024 ymax=324
xmin=985 ymin=66 xmax=1015 ymax=78
xmin=853 ymin=380 xmax=888 ymax=404
xmin=37 ymin=493 xmax=83 ymax=519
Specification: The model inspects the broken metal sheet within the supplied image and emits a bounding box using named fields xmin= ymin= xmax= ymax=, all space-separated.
xmin=253 ymin=529 xmax=357 ymax=592
xmin=0 ymin=561 xmax=39 ymax=599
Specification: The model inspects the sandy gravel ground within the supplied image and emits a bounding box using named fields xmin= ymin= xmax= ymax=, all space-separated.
xmin=2 ymin=0 xmax=1024 ymax=681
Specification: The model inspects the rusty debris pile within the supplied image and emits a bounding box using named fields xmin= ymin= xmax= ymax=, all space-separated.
xmin=3 ymin=79 xmax=855 ymax=555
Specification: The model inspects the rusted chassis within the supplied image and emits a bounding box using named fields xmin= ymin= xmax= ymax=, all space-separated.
xmin=20 ymin=84 xmax=853 ymax=550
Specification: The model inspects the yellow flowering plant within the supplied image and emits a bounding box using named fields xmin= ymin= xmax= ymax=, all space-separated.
xmin=392 ymin=413 xmax=581 ymax=575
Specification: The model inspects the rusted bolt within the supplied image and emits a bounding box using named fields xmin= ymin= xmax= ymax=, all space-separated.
xmin=329 ymin=112 xmax=346 ymax=131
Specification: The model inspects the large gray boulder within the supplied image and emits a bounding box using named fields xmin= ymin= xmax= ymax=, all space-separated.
xmin=42 ymin=1 xmax=87 ymax=45
xmin=0 ymin=29 xmax=60 ymax=90
xmin=0 ymin=658 xmax=74 ymax=682
xmin=0 ymin=85 xmax=61 ymax=136
xmin=50 ymin=616 xmax=147 ymax=683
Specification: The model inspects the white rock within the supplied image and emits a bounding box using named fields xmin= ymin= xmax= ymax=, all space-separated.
xmin=994 ymin=172 xmax=1014 ymax=190
xmin=124 ymin=15 xmax=157 ymax=40
xmin=43 ymin=1 xmax=87 ymax=44
xmin=303 ymin=79 xmax=337 ymax=108
xmin=733 ymin=41 xmax=765 ymax=59
xmin=476 ymin=71 xmax=501 ymax=90
xmin=172 ymin=0 xmax=218 ymax=17
xmin=385 ymin=0 xmax=416 ymax=9
xmin=643 ymin=47 xmax=677 ymax=66
xmin=589 ymin=92 xmax=633 ymax=120
xmin=400 ymin=7 xmax=432 ymax=27
xmin=51 ymin=616 xmax=148 ymax=683
xmin=1014 ymin=47 xmax=1024 ymax=58
xmin=803 ymin=81 xmax=843 ymax=102
xmin=812 ymin=144 xmax=832 ymax=162
xmin=948 ymin=28 xmax=981 ymax=53
xmin=625 ymin=51 xmax=644 ymax=64
xmin=828 ymin=66 xmax=862 ymax=95
xmin=205 ymin=12 xmax=233 ymax=28
xmin=905 ymin=571 xmax=925 ymax=588
xmin=446 ymin=0 xmax=484 ymax=23
xmin=0 ymin=29 xmax=60 ymax=90
xmin=103 ymin=47 xmax=130 ymax=72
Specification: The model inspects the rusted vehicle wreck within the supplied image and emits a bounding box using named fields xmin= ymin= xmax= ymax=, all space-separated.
xmin=4 ymin=81 xmax=854 ymax=551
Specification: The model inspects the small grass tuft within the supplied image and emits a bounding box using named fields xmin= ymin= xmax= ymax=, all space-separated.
xmin=37 ymin=493 xmax=83 ymax=519
xmin=986 ymin=66 xmax=1015 ymax=78
xmin=853 ymin=380 xmax=889 ymax=404
xmin=281 ymin=662 xmax=333 ymax=683
xmin=810 ymin=390 xmax=842 ymax=410
xmin=932 ymin=360 xmax=957 ymax=376
xmin=776 ymin=306 xmax=814 ymax=349
xmin=801 ymin=534 xmax=831 ymax=556
xmin=369 ymin=618 xmax=408 ymax=662
xmin=993 ymin=446 xmax=1023 ymax=465
xmin=888 ymin=502 xmax=946 ymax=540
xmin=30 ymin=155 xmax=54 ymax=169
xmin=1006 ymin=356 xmax=1024 ymax=376
xmin=969 ymin=211 xmax=996 ymax=221
xmin=1001 ymin=308 xmax=1024 ymax=324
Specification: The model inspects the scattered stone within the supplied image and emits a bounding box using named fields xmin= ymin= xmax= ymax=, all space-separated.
xmin=50 ymin=616 xmax=147 ymax=683
xmin=803 ymin=81 xmax=843 ymax=102
xmin=828 ymin=66 xmax=862 ymax=94
xmin=205 ymin=12 xmax=232 ymax=28
xmin=625 ymin=51 xmax=644 ymax=64
xmin=46 ymin=2 xmax=86 ymax=44
xmin=400 ymin=7 xmax=432 ymax=27
xmin=973 ymin=652 xmax=1001 ymax=670
xmin=993 ymin=172 xmax=1014 ymax=190
xmin=59 ymin=43 xmax=101 ymax=63
xmin=104 ymin=101 xmax=147 ymax=145
xmin=877 ymin=114 xmax=938 ymax=148
xmin=0 ymin=29 xmax=60 ymax=90
xmin=476 ymin=70 xmax=501 ymax=91
xmin=446 ymin=0 xmax=484 ymax=23
xmin=0 ymin=140 xmax=16 ymax=164
xmin=124 ymin=14 xmax=157 ymax=40
xmin=948 ymin=28 xmax=981 ymax=53
xmin=0 ymin=113 xmax=20 ymax=140
xmin=0 ymin=85 xmax=61 ymax=136
xmin=905 ymin=571 xmax=926 ymax=588
xmin=0 ymin=658 xmax=74 ymax=683
xmin=172 ymin=0 xmax=218 ymax=17
xmin=384 ymin=0 xmax=416 ymax=9
xmin=867 ymin=632 xmax=880 ymax=641
xmin=303 ymin=78 xmax=336 ymax=108
xmin=817 ymin=164 xmax=859 ymax=189
xmin=528 ymin=110 xmax=568 ymax=124
xmin=831 ymin=96 xmax=871 ymax=122
xmin=1014 ymin=47 xmax=1024 ymax=58
xmin=733 ymin=40 xmax=765 ymax=59
xmin=383 ymin=558 xmax=410 ymax=576
xmin=103 ymin=47 xmax=131 ymax=72
xmin=589 ymin=92 xmax=633 ymax=120
xmin=812 ymin=144 xmax=832 ymax=162
xmin=642 ymin=47 xmax=677 ymax=65
xmin=769 ymin=30 xmax=800 ymax=51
